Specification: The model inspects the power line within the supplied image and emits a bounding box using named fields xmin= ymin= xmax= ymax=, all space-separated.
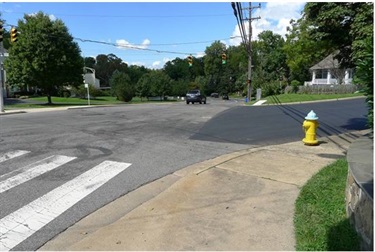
xmin=74 ymin=36 xmax=237 ymax=56
xmin=5 ymin=11 xmax=232 ymax=19
xmin=74 ymin=37 xmax=193 ymax=56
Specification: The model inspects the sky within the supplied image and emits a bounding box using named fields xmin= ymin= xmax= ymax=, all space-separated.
xmin=0 ymin=1 xmax=306 ymax=69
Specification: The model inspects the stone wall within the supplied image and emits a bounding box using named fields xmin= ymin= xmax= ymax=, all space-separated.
xmin=345 ymin=136 xmax=373 ymax=251
xmin=346 ymin=168 xmax=373 ymax=250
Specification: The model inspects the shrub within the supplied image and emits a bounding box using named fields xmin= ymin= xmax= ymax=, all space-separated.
xmin=291 ymin=80 xmax=301 ymax=93
xmin=110 ymin=70 xmax=134 ymax=102
xmin=298 ymin=84 xmax=358 ymax=94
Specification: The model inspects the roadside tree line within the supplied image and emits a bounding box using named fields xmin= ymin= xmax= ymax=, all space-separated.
xmin=2 ymin=3 xmax=373 ymax=124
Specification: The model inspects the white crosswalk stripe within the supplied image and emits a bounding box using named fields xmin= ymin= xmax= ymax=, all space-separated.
xmin=0 ymin=150 xmax=132 ymax=251
xmin=0 ymin=155 xmax=76 ymax=193
xmin=0 ymin=150 xmax=30 ymax=163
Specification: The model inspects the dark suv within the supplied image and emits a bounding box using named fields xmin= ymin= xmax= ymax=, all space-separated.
xmin=186 ymin=90 xmax=206 ymax=104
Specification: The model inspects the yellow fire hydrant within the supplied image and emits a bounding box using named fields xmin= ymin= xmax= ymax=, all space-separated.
xmin=302 ymin=110 xmax=319 ymax=145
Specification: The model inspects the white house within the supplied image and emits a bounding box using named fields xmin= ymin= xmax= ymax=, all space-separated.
xmin=304 ymin=53 xmax=354 ymax=86
xmin=83 ymin=67 xmax=100 ymax=89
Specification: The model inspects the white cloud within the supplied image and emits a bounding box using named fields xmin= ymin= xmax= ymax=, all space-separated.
xmin=49 ymin=14 xmax=56 ymax=21
xmin=196 ymin=51 xmax=205 ymax=58
xmin=116 ymin=38 xmax=151 ymax=50
xmin=152 ymin=61 xmax=162 ymax=68
xmin=130 ymin=61 xmax=145 ymax=67
xmin=27 ymin=12 xmax=57 ymax=21
xmin=230 ymin=2 xmax=305 ymax=45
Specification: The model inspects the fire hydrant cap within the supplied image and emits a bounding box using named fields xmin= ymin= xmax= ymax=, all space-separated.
xmin=305 ymin=110 xmax=318 ymax=120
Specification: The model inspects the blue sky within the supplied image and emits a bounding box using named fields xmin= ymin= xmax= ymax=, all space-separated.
xmin=1 ymin=1 xmax=305 ymax=69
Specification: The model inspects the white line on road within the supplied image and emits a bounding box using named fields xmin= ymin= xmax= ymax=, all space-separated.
xmin=0 ymin=155 xmax=76 ymax=193
xmin=0 ymin=160 xmax=132 ymax=251
xmin=0 ymin=150 xmax=30 ymax=163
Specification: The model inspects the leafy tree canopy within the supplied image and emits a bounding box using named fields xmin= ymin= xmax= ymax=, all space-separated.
xmin=4 ymin=11 xmax=84 ymax=104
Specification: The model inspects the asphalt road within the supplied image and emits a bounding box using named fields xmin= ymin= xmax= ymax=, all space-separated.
xmin=0 ymin=97 xmax=368 ymax=250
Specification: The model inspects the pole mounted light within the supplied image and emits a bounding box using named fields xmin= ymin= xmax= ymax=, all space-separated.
xmin=0 ymin=22 xmax=3 ymax=43
xmin=10 ymin=27 xmax=18 ymax=43
xmin=222 ymin=53 xmax=227 ymax=65
xmin=187 ymin=55 xmax=193 ymax=67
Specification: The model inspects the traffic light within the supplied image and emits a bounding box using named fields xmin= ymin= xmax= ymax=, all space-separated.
xmin=0 ymin=22 xmax=3 ymax=43
xmin=10 ymin=27 xmax=18 ymax=43
xmin=187 ymin=55 xmax=193 ymax=67
xmin=222 ymin=53 xmax=227 ymax=65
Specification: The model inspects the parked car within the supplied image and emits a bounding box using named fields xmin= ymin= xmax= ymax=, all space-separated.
xmin=186 ymin=90 xmax=206 ymax=104
xmin=210 ymin=92 xmax=219 ymax=98
xmin=222 ymin=93 xmax=229 ymax=100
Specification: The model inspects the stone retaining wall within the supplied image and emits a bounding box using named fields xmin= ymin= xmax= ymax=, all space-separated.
xmin=345 ymin=136 xmax=373 ymax=251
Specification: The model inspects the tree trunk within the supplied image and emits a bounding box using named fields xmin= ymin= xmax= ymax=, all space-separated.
xmin=47 ymin=93 xmax=52 ymax=104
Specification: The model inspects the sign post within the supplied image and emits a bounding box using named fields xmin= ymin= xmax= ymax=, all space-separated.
xmin=84 ymin=83 xmax=90 ymax=106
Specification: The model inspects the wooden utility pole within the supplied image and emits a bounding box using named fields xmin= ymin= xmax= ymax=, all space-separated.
xmin=244 ymin=2 xmax=260 ymax=103
xmin=0 ymin=41 xmax=4 ymax=113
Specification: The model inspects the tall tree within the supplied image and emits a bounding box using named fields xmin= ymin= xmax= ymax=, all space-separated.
xmin=163 ymin=57 xmax=191 ymax=81
xmin=4 ymin=12 xmax=84 ymax=104
xmin=284 ymin=18 xmax=330 ymax=84
xmin=204 ymin=41 xmax=228 ymax=94
xmin=84 ymin=57 xmax=96 ymax=69
xmin=149 ymin=70 xmax=172 ymax=100
xmin=94 ymin=53 xmax=128 ymax=87
xmin=110 ymin=70 xmax=133 ymax=102
xmin=303 ymin=2 xmax=373 ymax=69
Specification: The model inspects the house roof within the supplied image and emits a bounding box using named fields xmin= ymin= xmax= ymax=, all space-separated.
xmin=310 ymin=53 xmax=340 ymax=70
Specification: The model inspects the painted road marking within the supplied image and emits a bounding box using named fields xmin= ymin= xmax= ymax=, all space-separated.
xmin=0 ymin=155 xmax=76 ymax=193
xmin=0 ymin=150 xmax=30 ymax=163
xmin=0 ymin=160 xmax=131 ymax=251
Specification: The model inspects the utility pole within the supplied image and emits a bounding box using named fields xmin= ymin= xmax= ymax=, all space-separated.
xmin=244 ymin=2 xmax=260 ymax=103
xmin=0 ymin=41 xmax=4 ymax=113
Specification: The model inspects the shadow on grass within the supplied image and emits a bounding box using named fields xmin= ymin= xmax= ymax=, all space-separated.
xmin=327 ymin=218 xmax=361 ymax=251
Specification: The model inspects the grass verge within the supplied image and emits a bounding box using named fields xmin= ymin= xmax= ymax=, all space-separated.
xmin=4 ymin=96 xmax=177 ymax=109
xmin=265 ymin=93 xmax=364 ymax=104
xmin=294 ymin=159 xmax=360 ymax=251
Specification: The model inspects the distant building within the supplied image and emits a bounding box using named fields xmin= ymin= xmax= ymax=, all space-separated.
xmin=83 ymin=67 xmax=100 ymax=89
xmin=304 ymin=53 xmax=354 ymax=86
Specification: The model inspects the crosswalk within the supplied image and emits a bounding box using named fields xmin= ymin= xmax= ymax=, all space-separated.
xmin=0 ymin=150 xmax=132 ymax=251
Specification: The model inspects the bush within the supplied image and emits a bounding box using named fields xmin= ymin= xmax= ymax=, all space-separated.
xmin=71 ymin=84 xmax=103 ymax=99
xmin=110 ymin=70 xmax=134 ymax=102
xmin=291 ymin=80 xmax=301 ymax=93
xmin=116 ymin=84 xmax=134 ymax=102
xmin=298 ymin=84 xmax=358 ymax=94
xmin=262 ymin=82 xmax=282 ymax=97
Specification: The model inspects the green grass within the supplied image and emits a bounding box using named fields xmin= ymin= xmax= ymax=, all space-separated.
xmin=265 ymin=93 xmax=364 ymax=104
xmin=4 ymin=96 xmax=177 ymax=109
xmin=294 ymin=159 xmax=360 ymax=251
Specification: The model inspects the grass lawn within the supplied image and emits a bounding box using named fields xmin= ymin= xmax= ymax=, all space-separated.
xmin=264 ymin=93 xmax=364 ymax=104
xmin=4 ymin=96 xmax=177 ymax=109
xmin=294 ymin=159 xmax=360 ymax=251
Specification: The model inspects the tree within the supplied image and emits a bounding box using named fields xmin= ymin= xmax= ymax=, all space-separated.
xmin=110 ymin=70 xmax=134 ymax=102
xmin=95 ymin=54 xmax=128 ymax=87
xmin=127 ymin=65 xmax=150 ymax=87
xmin=163 ymin=57 xmax=191 ymax=81
xmin=204 ymin=41 xmax=228 ymax=94
xmin=149 ymin=70 xmax=172 ymax=100
xmin=354 ymin=38 xmax=373 ymax=129
xmin=136 ymin=73 xmax=152 ymax=101
xmin=4 ymin=12 xmax=84 ymax=104
xmin=84 ymin=57 xmax=96 ymax=69
xmin=303 ymin=2 xmax=373 ymax=69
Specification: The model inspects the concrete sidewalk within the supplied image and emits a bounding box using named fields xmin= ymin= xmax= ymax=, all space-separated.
xmin=0 ymin=105 xmax=101 ymax=115
xmin=39 ymin=130 xmax=370 ymax=251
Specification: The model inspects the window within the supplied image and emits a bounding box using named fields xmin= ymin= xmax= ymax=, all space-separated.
xmin=315 ymin=69 xmax=328 ymax=79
